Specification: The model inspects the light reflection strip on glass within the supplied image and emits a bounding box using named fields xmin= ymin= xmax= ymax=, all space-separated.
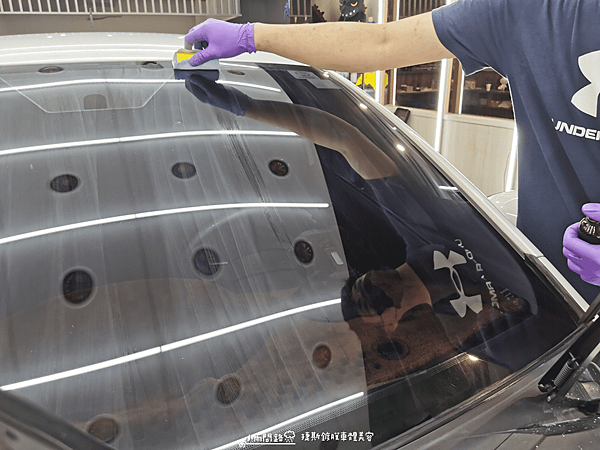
xmin=0 ymin=202 xmax=330 ymax=246
xmin=1 ymin=298 xmax=342 ymax=391
xmin=0 ymin=79 xmax=183 ymax=93
xmin=216 ymin=79 xmax=281 ymax=92
xmin=0 ymin=79 xmax=281 ymax=94
xmin=213 ymin=392 xmax=365 ymax=450
xmin=0 ymin=130 xmax=299 ymax=157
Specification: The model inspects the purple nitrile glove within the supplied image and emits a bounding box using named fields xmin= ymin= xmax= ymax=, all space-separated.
xmin=185 ymin=19 xmax=256 ymax=66
xmin=563 ymin=203 xmax=600 ymax=286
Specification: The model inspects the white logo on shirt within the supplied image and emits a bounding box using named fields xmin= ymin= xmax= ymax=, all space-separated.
xmin=433 ymin=250 xmax=483 ymax=318
xmin=571 ymin=50 xmax=600 ymax=118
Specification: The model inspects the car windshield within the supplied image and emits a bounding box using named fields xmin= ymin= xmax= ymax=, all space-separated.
xmin=0 ymin=60 xmax=579 ymax=449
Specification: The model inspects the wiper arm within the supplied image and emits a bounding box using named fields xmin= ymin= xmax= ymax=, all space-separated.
xmin=539 ymin=314 xmax=600 ymax=402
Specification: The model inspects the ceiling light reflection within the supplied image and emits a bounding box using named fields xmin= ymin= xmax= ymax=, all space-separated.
xmin=161 ymin=298 xmax=341 ymax=352
xmin=3 ymin=43 xmax=181 ymax=53
xmin=0 ymin=298 xmax=342 ymax=391
xmin=0 ymin=79 xmax=281 ymax=94
xmin=0 ymin=130 xmax=299 ymax=157
xmin=0 ymin=202 xmax=330 ymax=246
xmin=216 ymin=79 xmax=281 ymax=93
xmin=1 ymin=347 xmax=161 ymax=392
xmin=213 ymin=392 xmax=364 ymax=450
xmin=0 ymin=79 xmax=183 ymax=94
xmin=1 ymin=46 xmax=181 ymax=61
xmin=219 ymin=62 xmax=260 ymax=70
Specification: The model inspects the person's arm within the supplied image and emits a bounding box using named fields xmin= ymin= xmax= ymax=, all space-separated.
xmin=245 ymin=101 xmax=399 ymax=179
xmin=254 ymin=12 xmax=454 ymax=72
xmin=185 ymin=13 xmax=454 ymax=72
xmin=177 ymin=71 xmax=399 ymax=179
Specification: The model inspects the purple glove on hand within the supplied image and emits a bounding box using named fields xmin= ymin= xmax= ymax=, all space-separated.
xmin=185 ymin=19 xmax=256 ymax=66
xmin=563 ymin=203 xmax=600 ymax=286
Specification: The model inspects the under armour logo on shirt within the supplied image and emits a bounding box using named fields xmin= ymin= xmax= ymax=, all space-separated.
xmin=571 ymin=50 xmax=600 ymax=118
xmin=433 ymin=250 xmax=483 ymax=318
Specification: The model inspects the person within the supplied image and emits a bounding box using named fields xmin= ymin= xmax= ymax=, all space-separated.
xmin=176 ymin=71 xmax=399 ymax=179
xmin=183 ymin=0 xmax=600 ymax=304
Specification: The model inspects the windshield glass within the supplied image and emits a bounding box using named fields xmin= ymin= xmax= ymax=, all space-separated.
xmin=0 ymin=60 xmax=578 ymax=449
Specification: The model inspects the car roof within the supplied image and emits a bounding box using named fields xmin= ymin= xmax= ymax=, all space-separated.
xmin=0 ymin=32 xmax=304 ymax=67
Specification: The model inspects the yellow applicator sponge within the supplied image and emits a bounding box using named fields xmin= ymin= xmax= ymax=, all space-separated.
xmin=173 ymin=43 xmax=219 ymax=70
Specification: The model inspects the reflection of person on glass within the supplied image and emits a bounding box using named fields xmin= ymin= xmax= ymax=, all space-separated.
xmin=346 ymin=264 xmax=430 ymax=334
xmin=178 ymin=70 xmax=410 ymax=290
xmin=179 ymin=71 xmax=531 ymax=345
xmin=343 ymin=244 xmax=530 ymax=337
xmin=177 ymin=71 xmax=399 ymax=180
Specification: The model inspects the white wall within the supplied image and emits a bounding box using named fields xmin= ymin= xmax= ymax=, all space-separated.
xmin=440 ymin=113 xmax=515 ymax=197
xmin=395 ymin=107 xmax=516 ymax=197
xmin=401 ymin=107 xmax=437 ymax=147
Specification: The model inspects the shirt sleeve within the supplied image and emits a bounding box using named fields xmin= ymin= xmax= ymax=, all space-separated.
xmin=432 ymin=0 xmax=519 ymax=76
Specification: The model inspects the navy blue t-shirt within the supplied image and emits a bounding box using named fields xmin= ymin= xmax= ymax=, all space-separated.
xmin=432 ymin=0 xmax=600 ymax=303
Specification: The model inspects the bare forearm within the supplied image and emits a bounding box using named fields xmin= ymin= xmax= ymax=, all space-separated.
xmin=254 ymin=13 xmax=453 ymax=72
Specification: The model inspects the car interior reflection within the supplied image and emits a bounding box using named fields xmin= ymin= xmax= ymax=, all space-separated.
xmin=1 ymin=298 xmax=341 ymax=391
xmin=0 ymin=202 xmax=330 ymax=246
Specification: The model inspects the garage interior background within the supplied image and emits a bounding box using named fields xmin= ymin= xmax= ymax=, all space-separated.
xmin=0 ymin=0 xmax=517 ymax=197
